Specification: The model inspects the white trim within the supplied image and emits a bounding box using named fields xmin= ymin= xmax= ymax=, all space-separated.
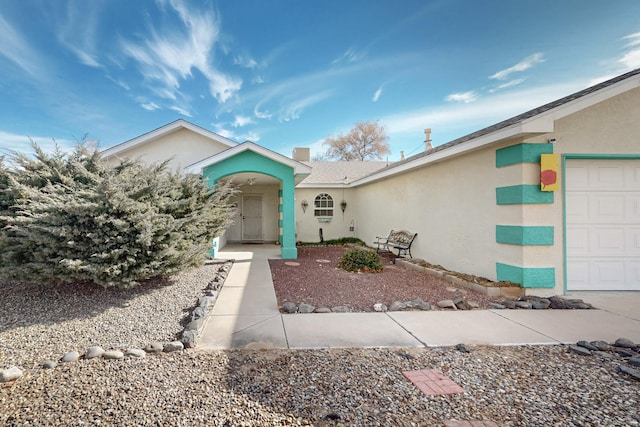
xmin=185 ymin=141 xmax=312 ymax=177
xmin=101 ymin=119 xmax=237 ymax=158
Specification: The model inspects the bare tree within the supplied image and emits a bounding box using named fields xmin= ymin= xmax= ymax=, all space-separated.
xmin=321 ymin=121 xmax=390 ymax=161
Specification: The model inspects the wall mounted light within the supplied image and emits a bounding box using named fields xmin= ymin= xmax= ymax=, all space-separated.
xmin=547 ymin=138 xmax=557 ymax=144
xmin=301 ymin=200 xmax=308 ymax=213
xmin=340 ymin=200 xmax=347 ymax=213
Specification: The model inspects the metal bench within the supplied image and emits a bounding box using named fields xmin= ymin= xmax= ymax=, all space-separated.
xmin=373 ymin=230 xmax=417 ymax=263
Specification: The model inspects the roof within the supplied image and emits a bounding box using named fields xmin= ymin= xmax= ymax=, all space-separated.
xmin=101 ymin=119 xmax=238 ymax=158
xmin=352 ymin=67 xmax=640 ymax=186
xmin=185 ymin=141 xmax=312 ymax=180
xmin=297 ymin=161 xmax=390 ymax=187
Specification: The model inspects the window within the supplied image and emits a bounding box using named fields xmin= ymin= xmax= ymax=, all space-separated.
xmin=314 ymin=193 xmax=333 ymax=217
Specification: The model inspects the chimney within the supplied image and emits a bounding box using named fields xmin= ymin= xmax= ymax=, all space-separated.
xmin=400 ymin=150 xmax=405 ymax=160
xmin=424 ymin=128 xmax=432 ymax=151
xmin=292 ymin=147 xmax=310 ymax=162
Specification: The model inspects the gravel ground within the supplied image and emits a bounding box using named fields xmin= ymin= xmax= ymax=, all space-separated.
xmin=2 ymin=258 xmax=639 ymax=426
xmin=270 ymin=246 xmax=499 ymax=311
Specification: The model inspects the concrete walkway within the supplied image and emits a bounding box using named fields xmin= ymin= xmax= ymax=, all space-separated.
xmin=198 ymin=244 xmax=640 ymax=350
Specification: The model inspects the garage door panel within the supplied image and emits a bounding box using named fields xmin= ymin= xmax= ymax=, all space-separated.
xmin=590 ymin=195 xmax=625 ymax=223
xmin=566 ymin=159 xmax=640 ymax=291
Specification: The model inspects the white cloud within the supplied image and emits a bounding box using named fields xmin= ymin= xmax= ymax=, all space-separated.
xmin=254 ymin=105 xmax=272 ymax=120
xmin=232 ymin=115 xmax=254 ymax=127
xmin=372 ymin=86 xmax=383 ymax=102
xmin=279 ymin=91 xmax=333 ymax=122
xmin=56 ymin=2 xmax=102 ymax=67
xmin=141 ymin=102 xmax=160 ymax=111
xmin=332 ymin=47 xmax=365 ymax=65
xmin=0 ymin=15 xmax=45 ymax=79
xmin=121 ymin=0 xmax=241 ymax=103
xmin=445 ymin=91 xmax=478 ymax=103
xmin=169 ymin=105 xmax=192 ymax=117
xmin=623 ymin=32 xmax=640 ymax=47
xmin=234 ymin=54 xmax=258 ymax=69
xmin=490 ymin=53 xmax=545 ymax=80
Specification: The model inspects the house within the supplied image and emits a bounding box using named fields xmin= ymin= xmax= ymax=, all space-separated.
xmin=102 ymin=68 xmax=640 ymax=295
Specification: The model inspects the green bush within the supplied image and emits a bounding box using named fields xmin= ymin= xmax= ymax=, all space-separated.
xmin=0 ymin=143 xmax=236 ymax=288
xmin=337 ymin=248 xmax=382 ymax=273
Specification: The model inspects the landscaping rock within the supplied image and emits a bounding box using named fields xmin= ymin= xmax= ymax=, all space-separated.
xmin=331 ymin=305 xmax=349 ymax=313
xmin=185 ymin=318 xmax=205 ymax=331
xmin=594 ymin=351 xmax=618 ymax=360
xmin=145 ymin=342 xmax=164 ymax=353
xmin=41 ymin=360 xmax=57 ymax=369
xmin=191 ymin=306 xmax=206 ymax=321
xmin=61 ymin=351 xmax=81 ymax=363
xmin=85 ymin=346 xmax=106 ymax=359
xmin=198 ymin=296 xmax=216 ymax=309
xmin=0 ymin=366 xmax=23 ymax=382
xmin=405 ymin=298 xmax=430 ymax=311
xmin=467 ymin=301 xmax=480 ymax=309
xmin=164 ymin=341 xmax=184 ymax=353
xmin=502 ymin=300 xmax=517 ymax=309
xmin=614 ymin=338 xmax=638 ymax=349
xmin=181 ymin=330 xmax=198 ymax=348
xmin=613 ymin=347 xmax=636 ymax=358
xmin=125 ymin=349 xmax=147 ymax=358
xmin=389 ymin=301 xmax=407 ymax=311
xmin=515 ymin=301 xmax=532 ymax=309
xmin=618 ymin=365 xmax=640 ymax=381
xmin=591 ymin=340 xmax=613 ymax=352
xmin=489 ymin=303 xmax=506 ymax=310
xmin=456 ymin=343 xmax=471 ymax=353
xmin=282 ymin=302 xmax=297 ymax=313
xmin=628 ymin=356 xmax=640 ymax=367
xmin=454 ymin=298 xmax=470 ymax=310
xmin=298 ymin=303 xmax=315 ymax=314
xmin=315 ymin=307 xmax=332 ymax=313
xmin=577 ymin=341 xmax=599 ymax=351
xmin=531 ymin=298 xmax=551 ymax=309
xmin=103 ymin=350 xmax=124 ymax=360
xmin=437 ymin=299 xmax=456 ymax=310
xmin=569 ymin=345 xmax=592 ymax=356
xmin=373 ymin=303 xmax=387 ymax=312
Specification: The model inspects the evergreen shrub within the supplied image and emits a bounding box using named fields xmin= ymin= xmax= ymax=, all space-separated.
xmin=0 ymin=143 xmax=236 ymax=288
xmin=337 ymin=248 xmax=382 ymax=273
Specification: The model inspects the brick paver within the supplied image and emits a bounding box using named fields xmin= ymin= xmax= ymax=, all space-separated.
xmin=402 ymin=369 xmax=464 ymax=396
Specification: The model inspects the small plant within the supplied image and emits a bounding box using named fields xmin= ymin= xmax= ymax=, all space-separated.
xmin=338 ymin=248 xmax=382 ymax=273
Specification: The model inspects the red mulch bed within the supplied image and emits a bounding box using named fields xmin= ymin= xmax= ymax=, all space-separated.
xmin=269 ymin=246 xmax=498 ymax=312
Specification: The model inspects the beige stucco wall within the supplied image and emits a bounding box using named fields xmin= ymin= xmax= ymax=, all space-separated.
xmin=294 ymin=188 xmax=356 ymax=242
xmin=351 ymin=145 xmax=505 ymax=281
xmin=345 ymin=86 xmax=639 ymax=294
xmin=105 ymin=128 xmax=232 ymax=170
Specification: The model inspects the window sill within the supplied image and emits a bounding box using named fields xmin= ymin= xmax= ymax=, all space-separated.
xmin=317 ymin=217 xmax=332 ymax=223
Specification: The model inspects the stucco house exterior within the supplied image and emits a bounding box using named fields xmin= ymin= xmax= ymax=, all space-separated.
xmin=102 ymin=68 xmax=640 ymax=295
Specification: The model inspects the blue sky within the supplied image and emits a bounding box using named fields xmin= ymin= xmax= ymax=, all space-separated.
xmin=1 ymin=0 xmax=639 ymax=161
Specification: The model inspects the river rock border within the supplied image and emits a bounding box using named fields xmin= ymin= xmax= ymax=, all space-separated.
xmin=568 ymin=338 xmax=640 ymax=382
xmin=0 ymin=260 xmax=233 ymax=384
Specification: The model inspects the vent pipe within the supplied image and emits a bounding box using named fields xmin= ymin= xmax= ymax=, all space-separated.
xmin=424 ymin=128 xmax=432 ymax=151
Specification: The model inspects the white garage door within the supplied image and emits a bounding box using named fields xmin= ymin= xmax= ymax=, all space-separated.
xmin=566 ymin=159 xmax=640 ymax=290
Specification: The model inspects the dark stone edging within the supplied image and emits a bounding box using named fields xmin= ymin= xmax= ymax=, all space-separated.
xmin=567 ymin=338 xmax=640 ymax=381
xmin=0 ymin=260 xmax=233 ymax=383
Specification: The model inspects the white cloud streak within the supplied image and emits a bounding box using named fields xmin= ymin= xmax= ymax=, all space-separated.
xmin=490 ymin=53 xmax=545 ymax=80
xmin=232 ymin=115 xmax=254 ymax=127
xmin=0 ymin=14 xmax=45 ymax=79
xmin=56 ymin=2 xmax=102 ymax=67
xmin=121 ymin=0 xmax=241 ymax=104
xmin=0 ymin=130 xmax=76 ymax=155
xmin=372 ymin=86 xmax=383 ymax=102
xmin=445 ymin=91 xmax=478 ymax=103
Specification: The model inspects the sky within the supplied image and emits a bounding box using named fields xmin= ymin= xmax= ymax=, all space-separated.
xmin=1 ymin=0 xmax=639 ymax=161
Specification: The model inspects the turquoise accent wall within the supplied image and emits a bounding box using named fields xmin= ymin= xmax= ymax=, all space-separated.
xmin=495 ymin=143 xmax=554 ymax=167
xmin=201 ymin=150 xmax=298 ymax=259
xmin=496 ymin=184 xmax=554 ymax=205
xmin=496 ymin=225 xmax=554 ymax=246
xmin=496 ymin=263 xmax=555 ymax=288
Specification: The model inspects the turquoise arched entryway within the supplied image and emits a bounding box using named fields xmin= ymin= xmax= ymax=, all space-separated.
xmin=199 ymin=146 xmax=308 ymax=259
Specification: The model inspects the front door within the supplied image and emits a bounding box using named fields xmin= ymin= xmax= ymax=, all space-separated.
xmin=242 ymin=195 xmax=263 ymax=241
